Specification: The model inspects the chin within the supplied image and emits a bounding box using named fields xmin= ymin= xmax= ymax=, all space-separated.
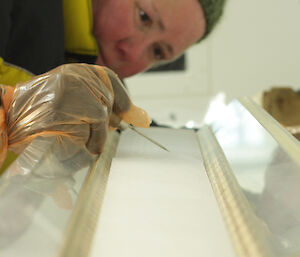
xmin=96 ymin=58 xmax=141 ymax=78
xmin=117 ymin=69 xmax=139 ymax=79
xmin=114 ymin=71 xmax=127 ymax=79
xmin=104 ymin=65 xmax=131 ymax=79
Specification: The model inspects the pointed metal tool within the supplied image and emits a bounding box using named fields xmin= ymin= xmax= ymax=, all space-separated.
xmin=119 ymin=121 xmax=170 ymax=152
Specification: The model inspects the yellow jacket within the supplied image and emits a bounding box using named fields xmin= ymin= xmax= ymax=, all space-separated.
xmin=0 ymin=0 xmax=99 ymax=172
xmin=0 ymin=0 xmax=98 ymax=86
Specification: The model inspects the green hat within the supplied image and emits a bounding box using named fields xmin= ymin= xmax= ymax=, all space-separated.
xmin=198 ymin=0 xmax=226 ymax=41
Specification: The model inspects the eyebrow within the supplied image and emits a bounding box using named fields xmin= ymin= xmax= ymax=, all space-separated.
xmin=152 ymin=2 xmax=165 ymax=31
xmin=157 ymin=16 xmax=165 ymax=31
xmin=151 ymin=2 xmax=174 ymax=58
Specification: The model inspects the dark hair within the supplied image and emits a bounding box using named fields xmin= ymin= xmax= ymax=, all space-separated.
xmin=197 ymin=0 xmax=226 ymax=41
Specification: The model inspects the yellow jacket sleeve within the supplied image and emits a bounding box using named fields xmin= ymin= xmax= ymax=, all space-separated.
xmin=0 ymin=57 xmax=34 ymax=86
xmin=63 ymin=0 xmax=98 ymax=56
xmin=0 ymin=57 xmax=33 ymax=174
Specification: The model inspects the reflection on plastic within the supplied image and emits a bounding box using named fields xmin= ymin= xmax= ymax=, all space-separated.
xmin=256 ymin=148 xmax=300 ymax=256
xmin=0 ymin=136 xmax=94 ymax=254
xmin=214 ymin=99 xmax=300 ymax=257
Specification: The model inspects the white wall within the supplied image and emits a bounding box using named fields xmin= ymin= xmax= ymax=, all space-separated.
xmin=212 ymin=0 xmax=300 ymax=99
xmin=125 ymin=0 xmax=300 ymax=127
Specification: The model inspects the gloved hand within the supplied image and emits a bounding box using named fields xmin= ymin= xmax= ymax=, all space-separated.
xmin=0 ymin=63 xmax=151 ymax=167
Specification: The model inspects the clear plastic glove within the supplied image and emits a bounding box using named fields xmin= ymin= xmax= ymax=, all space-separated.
xmin=0 ymin=63 xmax=151 ymax=167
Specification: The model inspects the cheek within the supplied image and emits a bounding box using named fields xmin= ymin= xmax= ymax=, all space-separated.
xmin=93 ymin=3 xmax=133 ymax=41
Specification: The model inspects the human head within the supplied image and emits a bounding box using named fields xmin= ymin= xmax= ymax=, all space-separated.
xmin=92 ymin=0 xmax=223 ymax=79
xmin=197 ymin=0 xmax=226 ymax=41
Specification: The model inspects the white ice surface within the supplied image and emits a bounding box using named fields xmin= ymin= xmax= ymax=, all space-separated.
xmin=90 ymin=128 xmax=236 ymax=257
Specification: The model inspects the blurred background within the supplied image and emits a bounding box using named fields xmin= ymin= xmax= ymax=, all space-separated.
xmin=124 ymin=0 xmax=300 ymax=128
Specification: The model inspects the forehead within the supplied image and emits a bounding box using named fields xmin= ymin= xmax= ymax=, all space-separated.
xmin=152 ymin=0 xmax=206 ymax=55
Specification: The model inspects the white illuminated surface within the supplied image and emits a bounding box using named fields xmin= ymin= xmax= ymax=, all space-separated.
xmin=90 ymin=128 xmax=236 ymax=257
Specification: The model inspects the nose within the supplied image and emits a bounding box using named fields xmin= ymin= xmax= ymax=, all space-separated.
xmin=115 ymin=34 xmax=152 ymax=63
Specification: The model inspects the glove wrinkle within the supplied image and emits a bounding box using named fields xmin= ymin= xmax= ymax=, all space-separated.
xmin=0 ymin=63 xmax=151 ymax=169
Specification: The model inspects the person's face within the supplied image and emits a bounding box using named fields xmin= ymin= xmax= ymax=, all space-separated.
xmin=93 ymin=0 xmax=206 ymax=78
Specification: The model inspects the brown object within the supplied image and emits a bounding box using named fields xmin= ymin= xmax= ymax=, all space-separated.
xmin=263 ymin=87 xmax=300 ymax=139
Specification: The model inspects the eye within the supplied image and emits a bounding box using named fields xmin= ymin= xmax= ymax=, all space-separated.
xmin=153 ymin=45 xmax=165 ymax=61
xmin=139 ymin=7 xmax=152 ymax=27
